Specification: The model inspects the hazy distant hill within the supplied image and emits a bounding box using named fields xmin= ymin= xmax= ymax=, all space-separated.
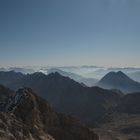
xmin=97 ymin=71 xmax=140 ymax=93
xmin=127 ymin=71 xmax=140 ymax=83
xmin=8 ymin=67 xmax=35 ymax=74
xmin=0 ymin=67 xmax=35 ymax=74
xmin=0 ymin=68 xmax=7 ymax=71
xmin=47 ymin=68 xmax=98 ymax=86
xmin=84 ymin=67 xmax=140 ymax=80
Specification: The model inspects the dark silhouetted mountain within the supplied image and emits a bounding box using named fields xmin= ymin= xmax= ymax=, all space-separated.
xmin=3 ymin=72 xmax=121 ymax=125
xmin=97 ymin=71 xmax=140 ymax=93
xmin=0 ymin=71 xmax=24 ymax=87
xmin=47 ymin=68 xmax=98 ymax=86
xmin=0 ymin=86 xmax=98 ymax=140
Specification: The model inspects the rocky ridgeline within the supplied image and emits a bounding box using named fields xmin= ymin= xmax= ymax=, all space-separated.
xmin=0 ymin=88 xmax=28 ymax=112
xmin=0 ymin=87 xmax=98 ymax=140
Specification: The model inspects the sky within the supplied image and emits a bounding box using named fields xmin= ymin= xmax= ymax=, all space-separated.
xmin=0 ymin=0 xmax=140 ymax=67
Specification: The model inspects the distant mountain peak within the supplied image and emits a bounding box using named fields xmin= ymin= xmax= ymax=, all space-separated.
xmin=31 ymin=72 xmax=46 ymax=76
xmin=47 ymin=68 xmax=98 ymax=87
xmin=100 ymin=71 xmax=132 ymax=81
xmin=107 ymin=71 xmax=125 ymax=76
xmin=117 ymin=71 xmax=124 ymax=74
xmin=97 ymin=71 xmax=140 ymax=93
xmin=116 ymin=71 xmax=129 ymax=77
xmin=48 ymin=72 xmax=62 ymax=77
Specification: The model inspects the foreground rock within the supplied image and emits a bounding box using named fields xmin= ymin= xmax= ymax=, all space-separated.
xmin=0 ymin=86 xmax=98 ymax=140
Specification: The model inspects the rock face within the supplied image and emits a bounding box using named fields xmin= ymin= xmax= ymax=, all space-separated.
xmin=0 ymin=86 xmax=98 ymax=140
xmin=97 ymin=71 xmax=140 ymax=93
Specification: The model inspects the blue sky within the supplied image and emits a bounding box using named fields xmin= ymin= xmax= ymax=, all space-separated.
xmin=0 ymin=0 xmax=140 ymax=67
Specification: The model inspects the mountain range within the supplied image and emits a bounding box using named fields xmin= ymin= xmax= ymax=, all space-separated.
xmin=0 ymin=71 xmax=122 ymax=125
xmin=47 ymin=68 xmax=98 ymax=86
xmin=0 ymin=71 xmax=140 ymax=123
xmin=0 ymin=71 xmax=140 ymax=139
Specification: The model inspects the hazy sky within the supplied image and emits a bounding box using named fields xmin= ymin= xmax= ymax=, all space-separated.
xmin=0 ymin=0 xmax=140 ymax=67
